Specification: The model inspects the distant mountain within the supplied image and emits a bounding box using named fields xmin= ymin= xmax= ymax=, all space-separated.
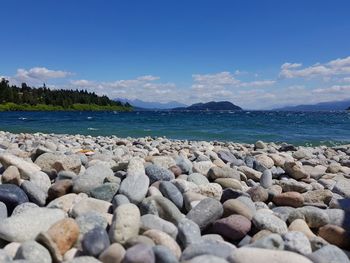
xmin=173 ymin=101 xmax=242 ymax=111
xmin=274 ymin=99 xmax=350 ymax=111
xmin=115 ymin=98 xmax=187 ymax=109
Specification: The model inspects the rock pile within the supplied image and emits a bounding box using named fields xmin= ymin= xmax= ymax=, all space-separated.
xmin=0 ymin=130 xmax=349 ymax=262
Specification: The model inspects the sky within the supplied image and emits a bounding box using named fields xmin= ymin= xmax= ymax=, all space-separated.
xmin=1 ymin=0 xmax=350 ymax=109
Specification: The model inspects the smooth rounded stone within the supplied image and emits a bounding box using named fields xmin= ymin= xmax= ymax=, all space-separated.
xmin=197 ymin=183 xmax=222 ymax=200
xmin=278 ymin=179 xmax=312 ymax=193
xmin=65 ymin=256 xmax=102 ymax=263
xmin=255 ymin=201 xmax=269 ymax=210
xmin=124 ymin=235 xmax=155 ymax=248
xmin=73 ymin=164 xmax=113 ymax=194
xmin=4 ymin=242 xmax=21 ymax=258
xmin=118 ymin=173 xmax=149 ymax=204
xmin=123 ymin=243 xmax=155 ymax=263
xmin=308 ymin=244 xmax=350 ymax=263
xmin=272 ymin=192 xmax=304 ymax=208
xmin=213 ymin=215 xmax=251 ymax=241
xmin=82 ymin=227 xmax=110 ymax=257
xmin=145 ymin=164 xmax=175 ymax=184
xmin=302 ymin=189 xmax=333 ymax=205
xmin=112 ymin=194 xmax=130 ymax=209
xmin=207 ymin=166 xmax=240 ymax=181
xmin=325 ymin=209 xmax=349 ymax=230
xmin=177 ymin=218 xmax=201 ymax=248
xmin=180 ymin=239 xmax=236 ymax=261
xmin=183 ymin=192 xmax=207 ymax=211
xmin=272 ymin=206 xmax=295 ymax=222
xmin=188 ymin=173 xmax=210 ymax=185
xmin=255 ymin=140 xmax=267 ymax=149
xmin=11 ymin=202 xmax=38 ymax=216
xmin=183 ymin=255 xmax=228 ymax=263
xmin=148 ymin=186 xmax=163 ymax=197
xmin=228 ymin=247 xmax=313 ymax=263
xmin=260 ymin=170 xmax=273 ymax=188
xmin=57 ymin=170 xmax=77 ymax=180
xmin=152 ymin=245 xmax=178 ymax=263
xmin=0 ymin=153 xmax=41 ymax=179
xmin=89 ymin=183 xmax=119 ymax=202
xmin=201 ymin=234 xmax=224 ymax=242
xmin=248 ymin=233 xmax=284 ymax=250
xmin=288 ymin=219 xmax=316 ymax=239
xmin=304 ymin=165 xmax=327 ymax=179
xmin=76 ymin=212 xmax=108 ymax=247
xmin=140 ymin=214 xmax=178 ymax=239
xmin=238 ymin=166 xmax=262 ymax=181
xmin=247 ymin=186 xmax=269 ymax=202
xmin=255 ymin=154 xmax=274 ymax=169
xmin=140 ymin=196 xmax=184 ymax=225
xmin=236 ymin=196 xmax=257 ymax=215
xmin=98 ymin=243 xmax=125 ymax=263
xmin=47 ymin=193 xmax=85 ymax=213
xmin=217 ymin=150 xmax=237 ymax=163
xmin=21 ymin=180 xmax=47 ymax=206
xmin=186 ymin=198 xmax=223 ymax=231
xmin=14 ymin=241 xmax=51 ymax=263
xmin=333 ymin=178 xmax=350 ymax=198
xmin=29 ymin=171 xmax=51 ymax=193
xmin=252 ymin=211 xmax=288 ymax=234
xmin=169 ymin=165 xmax=182 ymax=177
xmin=71 ymin=197 xmax=112 ymax=218
xmin=176 ymin=156 xmax=193 ymax=174
xmin=109 ymin=203 xmax=140 ymax=244
xmin=288 ymin=206 xmax=329 ymax=228
xmin=284 ymin=161 xmax=309 ymax=180
xmin=0 ymin=202 xmax=8 ymax=219
xmin=0 ymin=207 xmax=65 ymax=242
xmin=2 ymin=165 xmax=21 ymax=185
xmin=159 ymin=181 xmax=183 ymax=209
xmin=47 ymin=179 xmax=73 ymax=201
xmin=172 ymin=179 xmax=200 ymax=193
xmin=143 ymin=229 xmax=181 ymax=259
xmin=34 ymin=152 xmax=81 ymax=175
xmin=318 ymin=224 xmax=350 ymax=249
xmin=283 ymin=231 xmax=312 ymax=255
xmin=36 ymin=218 xmax=80 ymax=262
xmin=251 ymin=229 xmax=273 ymax=243
xmin=214 ymin=178 xmax=243 ymax=190
xmin=0 ymin=184 xmax=29 ymax=214
xmin=192 ymin=161 xmax=214 ymax=176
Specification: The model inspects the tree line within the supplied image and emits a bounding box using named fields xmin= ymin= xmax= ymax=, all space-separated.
xmin=0 ymin=78 xmax=131 ymax=109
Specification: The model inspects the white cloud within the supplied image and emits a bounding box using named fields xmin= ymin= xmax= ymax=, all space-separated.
xmin=280 ymin=56 xmax=350 ymax=79
xmin=312 ymin=85 xmax=350 ymax=94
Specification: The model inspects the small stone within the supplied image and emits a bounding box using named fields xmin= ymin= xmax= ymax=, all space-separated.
xmin=288 ymin=206 xmax=329 ymax=228
xmin=255 ymin=140 xmax=267 ymax=149
xmin=98 ymin=243 xmax=125 ymax=263
xmin=252 ymin=211 xmax=288 ymax=234
xmin=247 ymin=186 xmax=269 ymax=202
xmin=0 ymin=184 xmax=29 ymax=215
xmin=272 ymin=206 xmax=295 ymax=222
xmin=238 ymin=166 xmax=262 ymax=181
xmin=284 ymin=161 xmax=309 ymax=180
xmin=207 ymin=166 xmax=240 ymax=181
xmin=183 ymin=255 xmax=229 ymax=263
xmin=21 ymin=180 xmax=47 ymax=206
xmin=29 ymin=171 xmax=52 ymax=193
xmin=288 ymin=219 xmax=316 ymax=239
xmin=11 ymin=202 xmax=38 ymax=216
xmin=14 ymin=241 xmax=51 ymax=263
xmin=0 ymin=202 xmax=8 ymax=219
xmin=89 ymin=183 xmax=119 ymax=202
xmin=140 ymin=214 xmax=178 ymax=239
xmin=223 ymin=199 xmax=254 ymax=220
xmin=214 ymin=178 xmax=242 ymax=190
xmin=159 ymin=181 xmax=183 ymax=209
xmin=192 ymin=161 xmax=213 ymax=175
xmin=308 ymin=244 xmax=350 ymax=263
xmin=36 ymin=218 xmax=80 ymax=262
xmin=278 ymin=179 xmax=312 ymax=193
xmin=169 ymin=165 xmax=182 ymax=177
xmin=152 ymin=245 xmax=178 ymax=263
xmin=283 ymin=231 xmax=312 ymax=255
xmin=125 ymin=235 xmax=155 ymax=248
xmin=145 ymin=164 xmax=175 ymax=184
xmin=318 ymin=224 xmax=350 ymax=249
xmin=302 ymin=189 xmax=333 ymax=205
xmin=82 ymin=227 xmax=110 ymax=257
xmin=71 ymin=197 xmax=112 ymax=219
xmin=177 ymin=218 xmax=201 ymax=248
xmin=112 ymin=194 xmax=130 ymax=209
xmin=186 ymin=198 xmax=223 ymax=231
xmin=260 ymin=170 xmax=273 ymax=188
xmin=123 ymin=243 xmax=155 ymax=263
xmin=188 ymin=173 xmax=210 ymax=185
xmin=213 ymin=215 xmax=251 ymax=241
xmin=35 ymin=152 xmax=81 ymax=175
xmin=255 ymin=154 xmax=274 ymax=169
xmin=47 ymin=193 xmax=85 ymax=213
xmin=248 ymin=233 xmax=284 ymax=250
xmin=119 ymin=173 xmax=149 ymax=204
xmin=47 ymin=179 xmax=73 ymax=201
xmin=1 ymin=165 xmax=21 ymax=185
xmin=0 ymin=153 xmax=41 ymax=179
xmin=272 ymin=192 xmax=304 ymax=208
xmin=109 ymin=203 xmax=140 ymax=244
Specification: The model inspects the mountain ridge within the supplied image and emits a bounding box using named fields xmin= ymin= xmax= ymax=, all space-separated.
xmin=274 ymin=99 xmax=350 ymax=111
xmin=173 ymin=101 xmax=242 ymax=111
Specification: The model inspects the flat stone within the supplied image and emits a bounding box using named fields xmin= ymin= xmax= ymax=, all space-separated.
xmin=272 ymin=206 xmax=295 ymax=222
xmin=29 ymin=171 xmax=51 ymax=193
xmin=214 ymin=178 xmax=242 ymax=190
xmin=71 ymin=197 xmax=112 ymax=219
xmin=159 ymin=181 xmax=183 ymax=209
xmin=0 ymin=184 xmax=29 ymax=215
xmin=21 ymin=180 xmax=47 ymax=206
xmin=272 ymin=192 xmax=304 ymax=208
xmin=186 ymin=198 xmax=223 ymax=231
xmin=82 ymin=226 xmax=110 ymax=257
xmin=252 ymin=211 xmax=288 ymax=234
xmin=98 ymin=243 xmax=125 ymax=263
xmin=0 ymin=207 xmax=65 ymax=242
xmin=109 ymin=203 xmax=140 ymax=244
xmin=145 ymin=164 xmax=175 ymax=184
xmin=284 ymin=161 xmax=309 ymax=180
xmin=218 ymin=150 xmax=237 ymax=163
xmin=277 ymin=179 xmax=313 ymax=193
xmin=124 ymin=235 xmax=155 ymax=248
xmin=255 ymin=154 xmax=274 ymax=169
xmin=238 ymin=166 xmax=262 ymax=181
xmin=302 ymin=189 xmax=333 ymax=205
xmin=11 ymin=202 xmax=38 ymax=216
xmin=47 ymin=193 xmax=85 ymax=213
xmin=332 ymin=178 xmax=350 ymax=198
xmin=14 ymin=241 xmax=51 ymax=263
xmin=223 ymin=199 xmax=254 ymax=220
xmin=119 ymin=173 xmax=149 ymax=204
xmin=228 ymin=247 xmax=313 ymax=263
xmin=213 ymin=215 xmax=251 ymax=241
xmin=207 ymin=166 xmax=240 ymax=181
xmin=140 ymin=214 xmax=178 ymax=239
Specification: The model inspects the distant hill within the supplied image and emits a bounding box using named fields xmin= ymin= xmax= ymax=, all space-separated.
xmin=173 ymin=101 xmax=242 ymax=111
xmin=274 ymin=99 xmax=350 ymax=111
xmin=115 ymin=98 xmax=187 ymax=109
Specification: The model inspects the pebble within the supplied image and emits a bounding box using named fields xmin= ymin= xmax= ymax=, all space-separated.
xmin=82 ymin=227 xmax=110 ymax=257
xmin=252 ymin=211 xmax=288 ymax=234
xmin=223 ymin=199 xmax=254 ymax=220
xmin=159 ymin=181 xmax=183 ymax=209
xmin=89 ymin=183 xmax=119 ymax=202
xmin=288 ymin=206 xmax=329 ymax=228
xmin=47 ymin=179 xmax=73 ymax=201
xmin=0 ymin=202 xmax=8 ymax=219
xmin=188 ymin=173 xmax=210 ymax=185
xmin=123 ymin=243 xmax=155 ymax=263
xmin=318 ymin=224 xmax=350 ymax=249
xmin=140 ymin=214 xmax=178 ymax=239
xmin=272 ymin=192 xmax=304 ymax=208
xmin=21 ymin=180 xmax=47 ymax=206
xmin=145 ymin=164 xmax=175 ymax=184
xmin=260 ymin=169 xmax=273 ymax=188
xmin=2 ymin=165 xmax=21 ymax=185
xmin=177 ymin=218 xmax=201 ymax=248
xmin=98 ymin=243 xmax=125 ymax=263
xmin=248 ymin=233 xmax=284 ymax=250
xmin=14 ymin=241 xmax=52 ymax=263
xmin=0 ymin=184 xmax=29 ymax=214
xmin=119 ymin=173 xmax=149 ymax=204
xmin=152 ymin=245 xmax=178 ymax=263
xmin=213 ymin=214 xmax=251 ymax=241
xmin=283 ymin=231 xmax=312 ymax=255
xmin=0 ymin=153 xmax=41 ymax=179
xmin=308 ymin=244 xmax=350 ymax=263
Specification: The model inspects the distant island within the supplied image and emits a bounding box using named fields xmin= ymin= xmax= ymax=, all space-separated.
xmin=0 ymin=78 xmax=132 ymax=111
xmin=116 ymin=98 xmax=187 ymax=109
xmin=173 ymin=101 xmax=242 ymax=111
xmin=274 ymin=99 xmax=350 ymax=111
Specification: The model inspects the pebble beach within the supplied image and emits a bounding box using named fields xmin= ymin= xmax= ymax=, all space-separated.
xmin=0 ymin=130 xmax=349 ymax=263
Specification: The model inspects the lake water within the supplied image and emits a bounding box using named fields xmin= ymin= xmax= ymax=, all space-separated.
xmin=1 ymin=111 xmax=350 ymax=146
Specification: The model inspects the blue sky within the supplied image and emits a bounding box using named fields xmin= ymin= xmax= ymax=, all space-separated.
xmin=1 ymin=0 xmax=350 ymax=109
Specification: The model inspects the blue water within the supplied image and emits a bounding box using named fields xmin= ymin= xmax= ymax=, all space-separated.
xmin=0 ymin=111 xmax=350 ymax=146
